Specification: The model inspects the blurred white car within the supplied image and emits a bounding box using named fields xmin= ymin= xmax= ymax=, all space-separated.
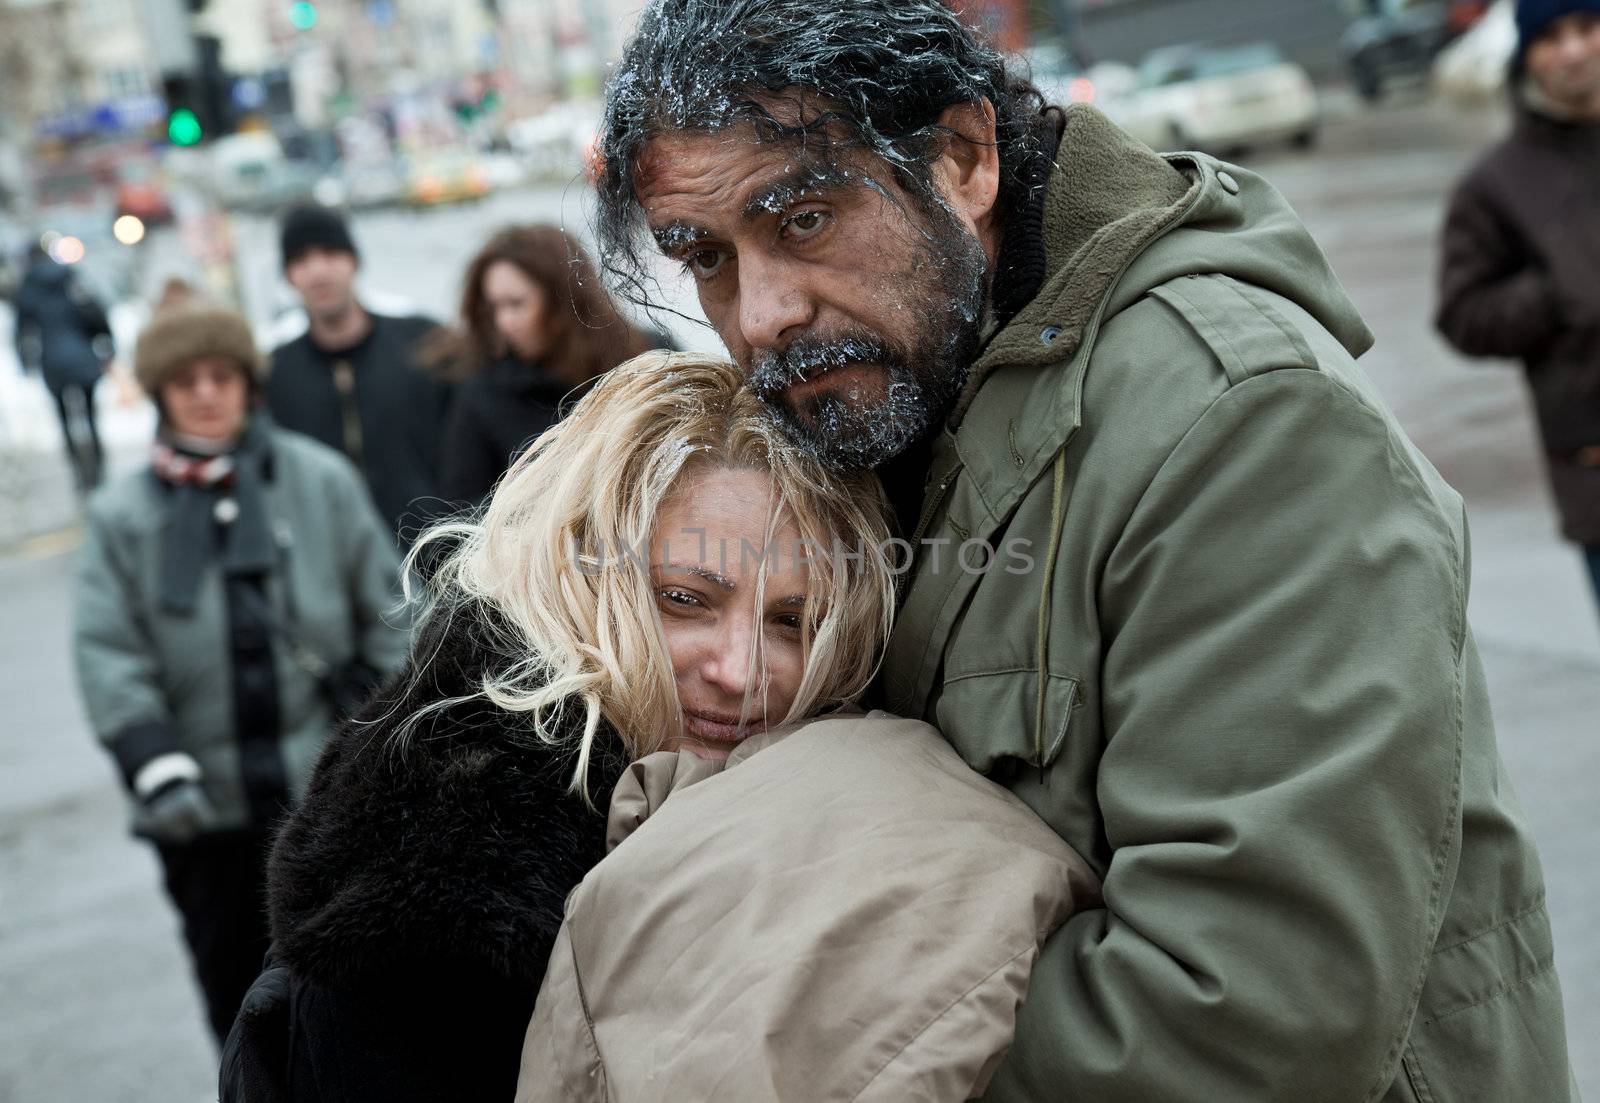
xmin=506 ymin=100 xmax=603 ymax=181
xmin=1106 ymin=43 xmax=1320 ymax=153
xmin=1022 ymin=41 xmax=1100 ymax=108
xmin=1434 ymin=0 xmax=1516 ymax=103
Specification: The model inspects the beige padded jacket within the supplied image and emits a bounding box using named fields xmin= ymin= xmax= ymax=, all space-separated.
xmin=516 ymin=712 xmax=1099 ymax=1103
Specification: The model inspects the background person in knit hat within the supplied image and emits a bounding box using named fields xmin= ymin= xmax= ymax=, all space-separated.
xmin=1437 ymin=0 xmax=1600 ymax=608
xmin=71 ymin=298 xmax=411 ymax=1046
xmin=266 ymin=203 xmax=456 ymax=545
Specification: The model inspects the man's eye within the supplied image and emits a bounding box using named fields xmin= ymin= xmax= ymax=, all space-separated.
xmin=685 ymin=250 xmax=727 ymax=278
xmin=781 ymin=211 xmax=828 ymax=240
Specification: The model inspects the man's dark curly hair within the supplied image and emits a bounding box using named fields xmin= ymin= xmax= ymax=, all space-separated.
xmin=594 ymin=0 xmax=1056 ymax=310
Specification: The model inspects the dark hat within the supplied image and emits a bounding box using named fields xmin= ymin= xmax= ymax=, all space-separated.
xmin=279 ymin=204 xmax=358 ymax=269
xmin=135 ymin=300 xmax=266 ymax=394
xmin=1517 ymin=0 xmax=1600 ymax=55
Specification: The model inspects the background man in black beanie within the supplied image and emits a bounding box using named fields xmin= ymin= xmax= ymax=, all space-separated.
xmin=1438 ymin=0 xmax=1600 ymax=610
xmin=267 ymin=203 xmax=455 ymax=544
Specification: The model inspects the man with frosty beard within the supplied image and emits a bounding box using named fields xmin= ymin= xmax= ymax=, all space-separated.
xmin=593 ymin=1 xmax=1576 ymax=1099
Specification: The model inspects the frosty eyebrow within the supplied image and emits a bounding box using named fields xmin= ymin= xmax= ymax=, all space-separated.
xmin=741 ymin=166 xmax=852 ymax=222
xmin=656 ymin=564 xmax=806 ymax=609
xmin=652 ymin=221 xmax=711 ymax=254
xmin=657 ymin=563 xmax=736 ymax=591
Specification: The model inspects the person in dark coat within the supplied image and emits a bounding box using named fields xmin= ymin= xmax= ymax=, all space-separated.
xmin=11 ymin=244 xmax=113 ymax=491
xmin=1437 ymin=0 xmax=1600 ymax=602
xmin=266 ymin=205 xmax=455 ymax=543
xmin=220 ymin=603 xmax=624 ymax=1103
xmin=73 ymin=300 xmax=409 ymax=1046
xmin=429 ymin=224 xmax=670 ymax=506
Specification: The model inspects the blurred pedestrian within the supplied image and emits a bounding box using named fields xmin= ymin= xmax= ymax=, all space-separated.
xmin=266 ymin=204 xmax=454 ymax=543
xmin=1437 ymin=0 xmax=1600 ymax=604
xmin=10 ymin=243 xmax=113 ymax=492
xmin=72 ymin=299 xmax=410 ymax=1046
xmin=427 ymin=224 xmax=672 ymax=506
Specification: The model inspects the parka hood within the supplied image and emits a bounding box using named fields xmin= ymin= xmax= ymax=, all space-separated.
xmin=954 ymin=105 xmax=1372 ymax=424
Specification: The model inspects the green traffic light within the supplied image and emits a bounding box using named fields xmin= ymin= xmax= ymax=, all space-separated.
xmin=288 ymin=0 xmax=317 ymax=29
xmin=168 ymin=108 xmax=203 ymax=146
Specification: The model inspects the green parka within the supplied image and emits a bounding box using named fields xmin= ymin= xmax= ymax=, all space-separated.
xmin=881 ymin=106 xmax=1576 ymax=1101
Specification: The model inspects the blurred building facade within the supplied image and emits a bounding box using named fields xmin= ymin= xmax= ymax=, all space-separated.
xmin=0 ymin=0 xmax=646 ymax=166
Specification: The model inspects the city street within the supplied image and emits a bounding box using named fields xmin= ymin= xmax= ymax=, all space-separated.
xmin=3 ymin=93 xmax=1598 ymax=1100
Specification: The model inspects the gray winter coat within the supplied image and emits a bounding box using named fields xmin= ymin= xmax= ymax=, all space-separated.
xmin=73 ymin=427 xmax=411 ymax=829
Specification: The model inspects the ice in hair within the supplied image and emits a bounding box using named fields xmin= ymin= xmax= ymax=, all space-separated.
xmin=594 ymin=0 xmax=1055 ymax=311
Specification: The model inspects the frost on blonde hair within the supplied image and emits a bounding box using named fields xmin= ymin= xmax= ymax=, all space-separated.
xmin=405 ymin=351 xmax=896 ymax=796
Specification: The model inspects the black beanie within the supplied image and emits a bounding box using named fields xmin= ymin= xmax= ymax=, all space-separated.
xmin=1518 ymin=0 xmax=1600 ymax=54
xmin=280 ymin=204 xmax=359 ymax=268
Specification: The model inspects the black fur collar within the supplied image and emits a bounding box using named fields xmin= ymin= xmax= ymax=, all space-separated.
xmin=267 ymin=602 xmax=623 ymax=986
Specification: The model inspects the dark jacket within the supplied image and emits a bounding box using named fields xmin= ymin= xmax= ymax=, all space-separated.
xmin=1437 ymin=102 xmax=1600 ymax=544
xmin=267 ymin=313 xmax=455 ymax=542
xmin=11 ymin=257 xmax=110 ymax=392
xmin=220 ymin=604 xmax=620 ymax=1103
xmin=439 ymin=358 xmax=575 ymax=506
xmin=440 ymin=331 xmax=677 ymax=507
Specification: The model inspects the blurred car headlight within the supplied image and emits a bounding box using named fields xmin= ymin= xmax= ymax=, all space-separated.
xmin=51 ymin=235 xmax=86 ymax=264
xmin=113 ymin=215 xmax=146 ymax=246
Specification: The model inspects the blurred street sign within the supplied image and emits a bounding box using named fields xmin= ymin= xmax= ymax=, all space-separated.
xmin=231 ymin=77 xmax=266 ymax=112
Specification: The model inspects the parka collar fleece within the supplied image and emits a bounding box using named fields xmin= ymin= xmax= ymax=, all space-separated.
xmin=942 ymin=105 xmax=1374 ymax=530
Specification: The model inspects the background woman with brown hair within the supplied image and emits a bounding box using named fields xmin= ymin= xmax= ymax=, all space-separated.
xmin=434 ymin=224 xmax=671 ymax=505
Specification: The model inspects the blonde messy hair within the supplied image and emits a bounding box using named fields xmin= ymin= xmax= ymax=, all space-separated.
xmin=410 ymin=351 xmax=896 ymax=794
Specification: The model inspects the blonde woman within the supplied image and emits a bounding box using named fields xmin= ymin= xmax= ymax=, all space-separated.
xmin=223 ymin=352 xmax=1097 ymax=1103
xmin=220 ymin=352 xmax=899 ymax=1102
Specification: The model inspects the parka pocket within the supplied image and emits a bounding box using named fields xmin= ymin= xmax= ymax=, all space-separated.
xmin=931 ymin=666 xmax=1081 ymax=776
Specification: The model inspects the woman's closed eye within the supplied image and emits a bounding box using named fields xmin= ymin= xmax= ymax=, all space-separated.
xmin=657 ymin=586 xmax=705 ymax=611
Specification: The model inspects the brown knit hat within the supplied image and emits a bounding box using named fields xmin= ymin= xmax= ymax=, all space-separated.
xmin=134 ymin=300 xmax=266 ymax=394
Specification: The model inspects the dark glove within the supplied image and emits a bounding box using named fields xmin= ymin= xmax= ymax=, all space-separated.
xmin=134 ymin=778 xmax=218 ymax=844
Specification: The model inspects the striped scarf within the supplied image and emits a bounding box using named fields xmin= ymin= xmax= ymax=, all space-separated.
xmin=151 ymin=418 xmax=276 ymax=615
xmin=150 ymin=442 xmax=237 ymax=489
